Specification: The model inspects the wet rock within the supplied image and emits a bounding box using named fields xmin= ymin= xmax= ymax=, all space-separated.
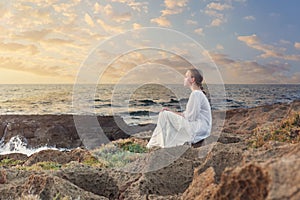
xmin=0 ymin=115 xmax=155 ymax=149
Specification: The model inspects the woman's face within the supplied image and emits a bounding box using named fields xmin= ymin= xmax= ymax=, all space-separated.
xmin=184 ymin=71 xmax=193 ymax=87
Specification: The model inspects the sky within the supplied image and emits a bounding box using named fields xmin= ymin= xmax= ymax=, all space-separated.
xmin=0 ymin=0 xmax=300 ymax=84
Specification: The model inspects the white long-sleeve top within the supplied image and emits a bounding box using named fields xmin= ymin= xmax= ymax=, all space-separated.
xmin=183 ymin=90 xmax=212 ymax=143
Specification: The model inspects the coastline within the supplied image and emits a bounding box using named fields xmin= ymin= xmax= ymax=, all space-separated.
xmin=0 ymin=99 xmax=299 ymax=199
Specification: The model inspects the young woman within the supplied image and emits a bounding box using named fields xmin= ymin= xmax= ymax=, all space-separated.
xmin=146 ymin=68 xmax=212 ymax=148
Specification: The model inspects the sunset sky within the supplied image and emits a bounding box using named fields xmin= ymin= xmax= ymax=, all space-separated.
xmin=0 ymin=0 xmax=299 ymax=84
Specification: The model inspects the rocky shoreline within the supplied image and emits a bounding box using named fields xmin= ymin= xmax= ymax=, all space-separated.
xmin=0 ymin=100 xmax=299 ymax=199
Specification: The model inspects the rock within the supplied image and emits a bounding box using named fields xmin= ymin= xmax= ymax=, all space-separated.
xmin=111 ymin=147 xmax=198 ymax=199
xmin=24 ymin=148 xmax=96 ymax=166
xmin=195 ymin=143 xmax=244 ymax=182
xmin=0 ymin=171 xmax=108 ymax=200
xmin=56 ymin=164 xmax=119 ymax=199
xmin=212 ymin=163 xmax=269 ymax=200
xmin=182 ymin=167 xmax=217 ymax=200
xmin=0 ymin=153 xmax=28 ymax=162
xmin=0 ymin=100 xmax=300 ymax=199
xmin=0 ymin=115 xmax=155 ymax=149
xmin=0 ymin=170 xmax=6 ymax=184
xmin=265 ymin=155 xmax=300 ymax=200
xmin=222 ymin=100 xmax=300 ymax=134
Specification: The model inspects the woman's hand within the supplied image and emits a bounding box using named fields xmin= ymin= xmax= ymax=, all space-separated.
xmin=161 ymin=107 xmax=171 ymax=112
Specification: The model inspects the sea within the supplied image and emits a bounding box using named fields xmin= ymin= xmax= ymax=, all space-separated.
xmin=0 ymin=84 xmax=300 ymax=125
xmin=0 ymin=84 xmax=299 ymax=155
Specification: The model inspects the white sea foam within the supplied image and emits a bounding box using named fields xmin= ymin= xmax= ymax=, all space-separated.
xmin=0 ymin=135 xmax=68 ymax=156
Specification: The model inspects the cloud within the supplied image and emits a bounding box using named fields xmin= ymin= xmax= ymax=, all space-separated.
xmin=96 ymin=49 xmax=194 ymax=84
xmin=94 ymin=3 xmax=113 ymax=15
xmin=294 ymin=42 xmax=300 ymax=50
xmin=243 ymin=15 xmax=255 ymax=20
xmin=85 ymin=13 xmax=95 ymax=27
xmin=210 ymin=18 xmax=224 ymax=27
xmin=112 ymin=12 xmax=132 ymax=23
xmin=43 ymin=38 xmax=74 ymax=45
xmin=149 ymin=0 xmax=188 ymax=28
xmin=164 ymin=0 xmax=188 ymax=9
xmin=206 ymin=2 xmax=232 ymax=11
xmin=0 ymin=2 xmax=10 ymax=18
xmin=0 ymin=56 xmax=74 ymax=79
xmin=97 ymin=19 xmax=125 ymax=34
xmin=279 ymin=40 xmax=291 ymax=45
xmin=204 ymin=10 xmax=223 ymax=18
xmin=110 ymin=0 xmax=148 ymax=13
xmin=238 ymin=34 xmax=300 ymax=61
xmin=151 ymin=16 xmax=172 ymax=27
xmin=194 ymin=28 xmax=204 ymax=36
xmin=186 ymin=19 xmax=198 ymax=25
xmin=13 ymin=29 xmax=52 ymax=41
xmin=216 ymin=44 xmax=224 ymax=50
xmin=161 ymin=0 xmax=188 ymax=16
xmin=132 ymin=23 xmax=142 ymax=29
xmin=204 ymin=2 xmax=232 ymax=27
xmin=93 ymin=2 xmax=131 ymax=23
xmin=210 ymin=52 xmax=295 ymax=84
xmin=0 ymin=42 xmax=39 ymax=55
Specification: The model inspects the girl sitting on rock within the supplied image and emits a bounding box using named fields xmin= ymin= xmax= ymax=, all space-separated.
xmin=146 ymin=68 xmax=212 ymax=148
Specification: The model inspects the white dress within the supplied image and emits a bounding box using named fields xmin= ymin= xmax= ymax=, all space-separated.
xmin=146 ymin=90 xmax=212 ymax=148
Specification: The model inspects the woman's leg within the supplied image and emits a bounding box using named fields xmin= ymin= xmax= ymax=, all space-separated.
xmin=147 ymin=111 xmax=190 ymax=148
xmin=146 ymin=111 xmax=167 ymax=148
xmin=160 ymin=111 xmax=191 ymax=147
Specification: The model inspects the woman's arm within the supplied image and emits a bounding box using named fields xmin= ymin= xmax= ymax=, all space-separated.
xmin=183 ymin=91 xmax=202 ymax=121
xmin=161 ymin=107 xmax=184 ymax=116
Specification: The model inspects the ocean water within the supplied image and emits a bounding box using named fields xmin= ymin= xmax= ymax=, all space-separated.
xmin=0 ymin=84 xmax=299 ymax=125
xmin=0 ymin=84 xmax=299 ymax=155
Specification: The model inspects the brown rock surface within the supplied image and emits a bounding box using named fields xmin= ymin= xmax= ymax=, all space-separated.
xmin=0 ymin=100 xmax=299 ymax=199
xmin=23 ymin=148 xmax=95 ymax=166
xmin=182 ymin=167 xmax=217 ymax=200
xmin=0 ymin=171 xmax=108 ymax=199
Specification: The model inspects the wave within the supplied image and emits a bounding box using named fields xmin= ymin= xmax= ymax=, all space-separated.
xmin=120 ymin=110 xmax=159 ymax=116
xmin=0 ymin=135 xmax=67 ymax=156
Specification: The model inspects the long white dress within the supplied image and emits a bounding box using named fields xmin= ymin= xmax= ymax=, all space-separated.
xmin=146 ymin=90 xmax=212 ymax=148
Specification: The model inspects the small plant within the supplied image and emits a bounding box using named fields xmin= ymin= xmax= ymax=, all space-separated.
xmin=0 ymin=158 xmax=24 ymax=167
xmin=117 ymin=141 xmax=148 ymax=153
xmin=16 ymin=161 xmax=62 ymax=171
xmin=91 ymin=142 xmax=145 ymax=168
xmin=37 ymin=161 xmax=62 ymax=170
xmin=82 ymin=156 xmax=104 ymax=167
xmin=248 ymin=112 xmax=300 ymax=148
